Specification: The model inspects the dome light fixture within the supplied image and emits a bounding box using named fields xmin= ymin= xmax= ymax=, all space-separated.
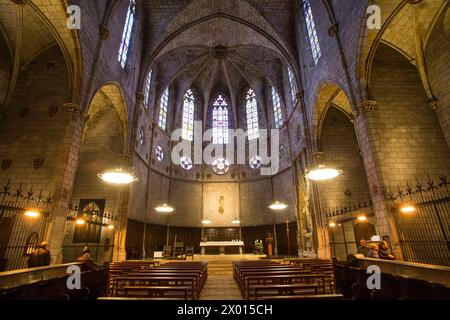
xmin=400 ymin=205 xmax=416 ymax=214
xmin=306 ymin=165 xmax=342 ymax=181
xmin=98 ymin=168 xmax=137 ymax=185
xmin=75 ymin=218 xmax=86 ymax=225
xmin=107 ymin=224 xmax=115 ymax=230
xmin=155 ymin=203 xmax=175 ymax=213
xmin=24 ymin=210 xmax=41 ymax=218
xmin=269 ymin=201 xmax=288 ymax=211
xmin=231 ymin=218 xmax=241 ymax=224
xmin=328 ymin=221 xmax=336 ymax=228
xmin=357 ymin=215 xmax=368 ymax=222
xmin=201 ymin=218 xmax=212 ymax=224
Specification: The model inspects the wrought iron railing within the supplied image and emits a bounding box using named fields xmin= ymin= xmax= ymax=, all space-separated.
xmin=387 ymin=175 xmax=450 ymax=266
xmin=0 ymin=180 xmax=53 ymax=271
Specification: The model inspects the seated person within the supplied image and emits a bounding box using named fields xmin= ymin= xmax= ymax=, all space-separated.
xmin=77 ymin=245 xmax=93 ymax=262
xmin=367 ymin=244 xmax=379 ymax=258
xmin=378 ymin=241 xmax=395 ymax=260
xmin=357 ymin=239 xmax=370 ymax=257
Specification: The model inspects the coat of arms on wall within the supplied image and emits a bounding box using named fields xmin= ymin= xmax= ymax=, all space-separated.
xmin=1 ymin=159 xmax=12 ymax=171
xmin=33 ymin=158 xmax=44 ymax=170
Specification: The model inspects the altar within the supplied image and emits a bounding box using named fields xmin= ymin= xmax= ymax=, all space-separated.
xmin=199 ymin=241 xmax=244 ymax=255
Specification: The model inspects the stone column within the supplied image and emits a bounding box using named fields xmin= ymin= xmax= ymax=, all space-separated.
xmin=46 ymin=103 xmax=85 ymax=264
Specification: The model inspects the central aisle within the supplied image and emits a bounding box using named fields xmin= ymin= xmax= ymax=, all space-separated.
xmin=200 ymin=260 xmax=242 ymax=300
xmin=161 ymin=254 xmax=266 ymax=300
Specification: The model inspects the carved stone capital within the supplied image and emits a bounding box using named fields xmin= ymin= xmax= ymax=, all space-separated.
xmin=359 ymin=100 xmax=377 ymax=112
xmin=99 ymin=25 xmax=110 ymax=40
xmin=328 ymin=23 xmax=339 ymax=37
xmin=63 ymin=103 xmax=82 ymax=113
xmin=427 ymin=98 xmax=439 ymax=110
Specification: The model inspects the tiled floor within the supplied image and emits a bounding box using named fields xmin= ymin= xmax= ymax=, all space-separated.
xmin=200 ymin=275 xmax=243 ymax=300
xmin=198 ymin=256 xmax=263 ymax=300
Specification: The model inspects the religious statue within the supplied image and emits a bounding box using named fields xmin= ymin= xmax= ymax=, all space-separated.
xmin=218 ymin=195 xmax=224 ymax=214
xmin=266 ymin=233 xmax=274 ymax=258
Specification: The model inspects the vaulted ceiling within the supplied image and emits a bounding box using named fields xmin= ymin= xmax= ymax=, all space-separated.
xmin=142 ymin=0 xmax=297 ymax=119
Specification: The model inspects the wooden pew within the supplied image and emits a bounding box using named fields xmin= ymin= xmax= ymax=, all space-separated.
xmin=111 ymin=276 xmax=199 ymax=299
xmin=233 ymin=260 xmax=338 ymax=300
xmin=244 ymin=274 xmax=326 ymax=299
xmin=253 ymin=283 xmax=320 ymax=300
xmin=258 ymin=293 xmax=344 ymax=300
xmin=123 ymin=285 xmax=191 ymax=300
xmin=105 ymin=261 xmax=208 ymax=300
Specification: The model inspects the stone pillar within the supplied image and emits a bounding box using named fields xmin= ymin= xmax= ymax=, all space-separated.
xmin=46 ymin=103 xmax=85 ymax=264
xmin=353 ymin=101 xmax=403 ymax=260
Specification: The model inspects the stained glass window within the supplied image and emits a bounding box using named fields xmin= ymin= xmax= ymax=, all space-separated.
xmin=182 ymin=89 xmax=195 ymax=141
xmin=287 ymin=67 xmax=297 ymax=106
xmin=158 ymin=87 xmax=169 ymax=130
xmin=144 ymin=69 xmax=152 ymax=108
xmin=271 ymin=87 xmax=283 ymax=129
xmin=212 ymin=95 xmax=229 ymax=144
xmin=303 ymin=0 xmax=322 ymax=65
xmin=118 ymin=0 xmax=136 ymax=68
xmin=245 ymin=89 xmax=259 ymax=140
xmin=212 ymin=158 xmax=230 ymax=175
xmin=180 ymin=156 xmax=193 ymax=170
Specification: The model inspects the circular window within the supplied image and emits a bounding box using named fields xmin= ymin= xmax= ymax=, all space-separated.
xmin=212 ymin=158 xmax=230 ymax=175
xmin=180 ymin=156 xmax=193 ymax=170
xmin=156 ymin=145 xmax=164 ymax=162
xmin=249 ymin=156 xmax=263 ymax=169
xmin=138 ymin=127 xmax=145 ymax=145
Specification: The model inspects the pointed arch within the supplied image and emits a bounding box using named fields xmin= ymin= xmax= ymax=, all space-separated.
xmin=212 ymin=94 xmax=229 ymax=144
xmin=245 ymin=88 xmax=259 ymax=140
xmin=182 ymin=89 xmax=195 ymax=141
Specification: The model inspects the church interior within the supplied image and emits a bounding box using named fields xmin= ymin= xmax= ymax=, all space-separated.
xmin=0 ymin=0 xmax=449 ymax=302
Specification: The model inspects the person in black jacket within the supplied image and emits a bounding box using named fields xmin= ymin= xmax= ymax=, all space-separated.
xmin=378 ymin=241 xmax=395 ymax=260
xmin=28 ymin=241 xmax=51 ymax=268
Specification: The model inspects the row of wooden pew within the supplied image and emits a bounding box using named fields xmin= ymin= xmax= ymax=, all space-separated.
xmin=233 ymin=259 xmax=343 ymax=300
xmin=101 ymin=260 xmax=208 ymax=300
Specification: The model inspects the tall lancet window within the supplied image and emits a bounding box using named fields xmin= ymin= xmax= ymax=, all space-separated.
xmin=212 ymin=95 xmax=229 ymax=144
xmin=303 ymin=0 xmax=322 ymax=65
xmin=144 ymin=69 xmax=152 ymax=108
xmin=182 ymin=89 xmax=195 ymax=141
xmin=118 ymin=0 xmax=136 ymax=68
xmin=158 ymin=87 xmax=169 ymax=130
xmin=271 ymin=87 xmax=283 ymax=129
xmin=245 ymin=89 xmax=259 ymax=140
xmin=287 ymin=67 xmax=297 ymax=106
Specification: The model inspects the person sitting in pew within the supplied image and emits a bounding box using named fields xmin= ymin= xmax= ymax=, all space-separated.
xmin=378 ymin=241 xmax=395 ymax=260
xmin=77 ymin=245 xmax=93 ymax=262
xmin=357 ymin=239 xmax=369 ymax=257
xmin=367 ymin=244 xmax=379 ymax=259
xmin=28 ymin=241 xmax=51 ymax=268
